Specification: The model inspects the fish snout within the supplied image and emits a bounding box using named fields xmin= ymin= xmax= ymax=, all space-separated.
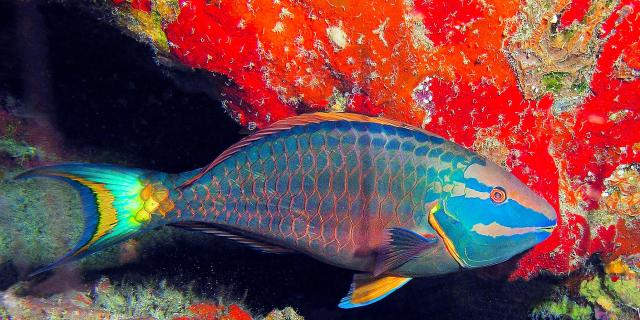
xmin=510 ymin=178 xmax=557 ymax=228
xmin=536 ymin=224 xmax=556 ymax=234
xmin=528 ymin=200 xmax=557 ymax=243
xmin=509 ymin=183 xmax=557 ymax=239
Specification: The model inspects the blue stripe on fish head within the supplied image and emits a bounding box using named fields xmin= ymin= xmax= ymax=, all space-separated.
xmin=432 ymin=159 xmax=557 ymax=268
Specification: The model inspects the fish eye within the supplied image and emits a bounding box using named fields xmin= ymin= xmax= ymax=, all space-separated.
xmin=490 ymin=187 xmax=507 ymax=204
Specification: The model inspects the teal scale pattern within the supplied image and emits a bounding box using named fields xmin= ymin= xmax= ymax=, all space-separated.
xmin=169 ymin=120 xmax=485 ymax=271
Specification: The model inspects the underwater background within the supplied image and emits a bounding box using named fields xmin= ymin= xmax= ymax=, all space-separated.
xmin=1 ymin=1 xmax=639 ymax=319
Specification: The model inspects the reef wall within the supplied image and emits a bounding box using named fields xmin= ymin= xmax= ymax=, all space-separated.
xmin=1 ymin=0 xmax=639 ymax=318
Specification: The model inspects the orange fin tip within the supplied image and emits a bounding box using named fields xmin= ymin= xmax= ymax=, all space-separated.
xmin=338 ymin=274 xmax=412 ymax=308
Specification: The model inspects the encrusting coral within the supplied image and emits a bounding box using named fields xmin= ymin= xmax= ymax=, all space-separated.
xmin=264 ymin=307 xmax=305 ymax=320
xmin=531 ymin=295 xmax=593 ymax=320
xmin=532 ymin=258 xmax=640 ymax=319
xmin=0 ymin=276 xmax=299 ymax=320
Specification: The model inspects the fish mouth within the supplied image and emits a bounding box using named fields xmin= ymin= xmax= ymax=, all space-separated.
xmin=537 ymin=225 xmax=556 ymax=233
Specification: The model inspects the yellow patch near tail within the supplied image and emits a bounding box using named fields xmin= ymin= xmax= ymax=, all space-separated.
xmin=137 ymin=183 xmax=175 ymax=222
xmin=339 ymin=274 xmax=412 ymax=308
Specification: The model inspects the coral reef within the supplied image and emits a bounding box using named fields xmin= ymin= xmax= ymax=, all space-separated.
xmin=532 ymin=258 xmax=640 ymax=319
xmin=0 ymin=276 xmax=288 ymax=320
xmin=264 ymin=307 xmax=305 ymax=320
xmin=531 ymin=295 xmax=593 ymax=320
xmin=600 ymin=164 xmax=640 ymax=216
xmin=506 ymin=0 xmax=617 ymax=111
xmin=579 ymin=272 xmax=640 ymax=319
xmin=93 ymin=277 xmax=199 ymax=319
xmin=173 ymin=302 xmax=253 ymax=320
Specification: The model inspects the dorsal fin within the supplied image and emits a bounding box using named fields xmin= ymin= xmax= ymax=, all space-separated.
xmin=169 ymin=221 xmax=294 ymax=254
xmin=179 ymin=112 xmax=440 ymax=188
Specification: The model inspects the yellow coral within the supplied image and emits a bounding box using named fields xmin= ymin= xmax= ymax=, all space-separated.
xmin=136 ymin=183 xmax=174 ymax=221
xmin=112 ymin=0 xmax=180 ymax=54
xmin=595 ymin=296 xmax=616 ymax=317
xmin=605 ymin=258 xmax=637 ymax=277
xmin=153 ymin=0 xmax=179 ymax=22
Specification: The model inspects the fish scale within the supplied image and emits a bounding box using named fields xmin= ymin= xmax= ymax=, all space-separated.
xmin=168 ymin=120 xmax=467 ymax=270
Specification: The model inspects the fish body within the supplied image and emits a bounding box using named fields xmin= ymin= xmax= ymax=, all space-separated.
xmin=18 ymin=113 xmax=557 ymax=308
xmin=169 ymin=114 xmax=463 ymax=276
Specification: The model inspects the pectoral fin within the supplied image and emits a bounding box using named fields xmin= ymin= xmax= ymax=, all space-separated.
xmin=338 ymin=274 xmax=412 ymax=309
xmin=373 ymin=228 xmax=438 ymax=276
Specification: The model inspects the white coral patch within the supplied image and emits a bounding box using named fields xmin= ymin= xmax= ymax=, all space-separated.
xmin=326 ymin=26 xmax=348 ymax=51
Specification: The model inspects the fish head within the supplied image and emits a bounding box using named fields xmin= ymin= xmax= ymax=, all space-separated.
xmin=428 ymin=159 xmax=557 ymax=269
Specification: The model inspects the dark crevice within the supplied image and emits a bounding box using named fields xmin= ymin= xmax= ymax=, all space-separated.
xmin=41 ymin=3 xmax=242 ymax=173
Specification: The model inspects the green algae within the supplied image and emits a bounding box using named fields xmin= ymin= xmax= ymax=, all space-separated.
xmin=0 ymin=275 xmax=285 ymax=320
xmin=0 ymin=123 xmax=37 ymax=162
xmin=0 ymin=277 xmax=209 ymax=320
xmin=542 ymin=72 xmax=570 ymax=95
xmin=0 ymin=305 xmax=9 ymax=319
xmin=579 ymin=274 xmax=640 ymax=318
xmin=531 ymin=296 xmax=593 ymax=320
xmin=598 ymin=276 xmax=640 ymax=311
xmin=110 ymin=0 xmax=180 ymax=54
xmin=608 ymin=277 xmax=640 ymax=308
xmin=572 ymin=81 xmax=589 ymax=95
xmin=0 ymin=228 xmax=10 ymax=264
xmin=0 ymin=138 xmax=38 ymax=163
xmin=580 ymin=277 xmax=620 ymax=314
xmin=531 ymin=273 xmax=640 ymax=319
xmin=94 ymin=278 xmax=198 ymax=319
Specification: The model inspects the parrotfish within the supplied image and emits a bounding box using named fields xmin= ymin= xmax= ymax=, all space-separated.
xmin=18 ymin=113 xmax=557 ymax=308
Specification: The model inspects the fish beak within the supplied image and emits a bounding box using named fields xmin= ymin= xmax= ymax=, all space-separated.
xmin=537 ymin=225 xmax=556 ymax=233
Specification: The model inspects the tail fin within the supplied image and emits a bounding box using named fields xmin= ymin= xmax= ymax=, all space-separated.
xmin=16 ymin=163 xmax=174 ymax=275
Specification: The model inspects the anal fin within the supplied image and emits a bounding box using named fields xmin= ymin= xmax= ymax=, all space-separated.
xmin=338 ymin=274 xmax=412 ymax=309
xmin=170 ymin=221 xmax=294 ymax=254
